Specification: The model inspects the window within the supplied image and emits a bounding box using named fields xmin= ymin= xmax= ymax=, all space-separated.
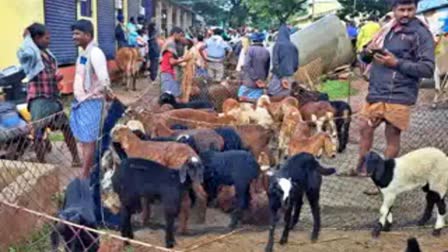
xmin=80 ymin=0 xmax=92 ymax=17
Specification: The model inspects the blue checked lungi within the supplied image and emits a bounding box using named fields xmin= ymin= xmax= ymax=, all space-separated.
xmin=238 ymin=85 xmax=264 ymax=102
xmin=69 ymin=99 xmax=103 ymax=143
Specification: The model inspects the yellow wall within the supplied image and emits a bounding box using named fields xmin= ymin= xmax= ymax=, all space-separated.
xmin=0 ymin=0 xmax=44 ymax=69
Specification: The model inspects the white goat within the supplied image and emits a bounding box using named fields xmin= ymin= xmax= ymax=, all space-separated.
xmin=365 ymin=147 xmax=448 ymax=237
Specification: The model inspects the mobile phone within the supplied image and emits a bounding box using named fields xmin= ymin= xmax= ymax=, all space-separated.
xmin=371 ymin=49 xmax=387 ymax=56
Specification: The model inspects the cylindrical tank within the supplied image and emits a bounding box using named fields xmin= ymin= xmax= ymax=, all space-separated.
xmin=270 ymin=14 xmax=355 ymax=73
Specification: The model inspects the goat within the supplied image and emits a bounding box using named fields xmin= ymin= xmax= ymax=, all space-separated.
xmin=199 ymin=150 xmax=260 ymax=229
xmin=288 ymin=121 xmax=337 ymax=159
xmin=235 ymin=124 xmax=275 ymax=165
xmin=159 ymin=92 xmax=214 ymax=110
xmin=405 ymin=237 xmax=422 ymax=252
xmin=254 ymin=95 xmax=275 ymax=129
xmin=50 ymin=178 xmax=99 ymax=252
xmin=300 ymin=101 xmax=337 ymax=142
xmin=265 ymin=153 xmax=336 ymax=252
xmin=267 ymin=96 xmax=300 ymax=122
xmin=112 ymin=158 xmax=203 ymax=248
xmin=221 ymin=97 xmax=274 ymax=128
xmin=111 ymin=124 xmax=206 ymax=233
xmin=364 ymin=147 xmax=448 ymax=237
xmin=330 ymin=101 xmax=352 ymax=153
xmin=278 ymin=104 xmax=303 ymax=160
xmin=214 ymin=127 xmax=245 ymax=151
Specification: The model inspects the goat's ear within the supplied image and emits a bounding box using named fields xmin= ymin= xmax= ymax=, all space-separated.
xmin=373 ymin=157 xmax=386 ymax=182
xmin=311 ymin=114 xmax=318 ymax=122
xmin=121 ymin=134 xmax=130 ymax=149
xmin=179 ymin=165 xmax=188 ymax=183
xmin=326 ymin=111 xmax=334 ymax=119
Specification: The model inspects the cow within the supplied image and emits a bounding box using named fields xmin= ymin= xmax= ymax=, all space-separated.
xmin=115 ymin=47 xmax=141 ymax=91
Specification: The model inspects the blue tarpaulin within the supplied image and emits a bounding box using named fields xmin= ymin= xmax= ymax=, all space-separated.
xmin=418 ymin=0 xmax=448 ymax=13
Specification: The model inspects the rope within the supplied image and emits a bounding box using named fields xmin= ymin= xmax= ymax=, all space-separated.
xmin=0 ymin=200 xmax=182 ymax=252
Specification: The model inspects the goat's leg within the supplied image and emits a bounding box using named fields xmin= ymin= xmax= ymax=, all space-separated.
xmin=120 ymin=205 xmax=134 ymax=242
xmin=229 ymin=183 xmax=250 ymax=229
xmin=140 ymin=197 xmax=151 ymax=226
xmin=265 ymin=208 xmax=280 ymax=252
xmin=177 ymin=193 xmax=191 ymax=235
xmin=307 ymin=190 xmax=321 ymax=242
xmin=433 ymin=194 xmax=446 ymax=237
xmin=164 ymin=210 xmax=178 ymax=248
xmin=418 ymin=188 xmax=437 ymax=226
xmin=279 ymin=203 xmax=294 ymax=245
xmin=290 ymin=191 xmax=304 ymax=230
xmin=372 ymin=193 xmax=396 ymax=238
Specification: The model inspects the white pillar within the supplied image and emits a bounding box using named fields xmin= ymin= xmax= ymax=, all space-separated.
xmin=167 ymin=4 xmax=173 ymax=32
xmin=156 ymin=0 xmax=162 ymax=33
xmin=183 ymin=11 xmax=188 ymax=30
xmin=177 ymin=9 xmax=180 ymax=29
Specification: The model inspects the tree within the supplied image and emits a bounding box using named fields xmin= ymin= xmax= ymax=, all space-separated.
xmin=338 ymin=0 xmax=391 ymax=20
xmin=245 ymin=0 xmax=307 ymax=25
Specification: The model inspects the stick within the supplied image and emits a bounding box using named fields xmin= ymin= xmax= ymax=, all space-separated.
xmin=183 ymin=228 xmax=246 ymax=252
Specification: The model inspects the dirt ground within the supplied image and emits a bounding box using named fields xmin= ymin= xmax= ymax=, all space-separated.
xmin=101 ymin=77 xmax=448 ymax=252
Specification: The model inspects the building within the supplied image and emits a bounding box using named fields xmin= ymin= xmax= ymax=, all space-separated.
xmin=292 ymin=0 xmax=342 ymax=29
xmin=0 ymin=0 xmax=195 ymax=92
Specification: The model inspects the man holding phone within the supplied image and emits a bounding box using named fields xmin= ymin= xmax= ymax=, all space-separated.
xmin=347 ymin=0 xmax=435 ymax=177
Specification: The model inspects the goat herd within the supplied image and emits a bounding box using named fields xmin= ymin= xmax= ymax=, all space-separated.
xmin=98 ymin=88 xmax=448 ymax=251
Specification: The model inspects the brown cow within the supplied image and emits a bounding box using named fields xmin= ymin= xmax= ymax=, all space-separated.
xmin=115 ymin=47 xmax=140 ymax=91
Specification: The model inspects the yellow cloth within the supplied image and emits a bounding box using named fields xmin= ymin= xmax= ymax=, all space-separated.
xmin=356 ymin=21 xmax=381 ymax=52
xmin=360 ymin=102 xmax=411 ymax=131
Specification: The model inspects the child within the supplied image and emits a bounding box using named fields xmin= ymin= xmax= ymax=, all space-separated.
xmin=137 ymin=29 xmax=149 ymax=73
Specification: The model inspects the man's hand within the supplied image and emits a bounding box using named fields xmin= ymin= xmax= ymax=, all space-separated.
xmin=256 ymin=80 xmax=266 ymax=88
xmin=281 ymin=79 xmax=290 ymax=89
xmin=373 ymin=51 xmax=399 ymax=68
xmin=55 ymin=72 xmax=64 ymax=82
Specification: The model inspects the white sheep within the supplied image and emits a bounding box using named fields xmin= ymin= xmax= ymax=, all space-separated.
xmin=364 ymin=147 xmax=448 ymax=237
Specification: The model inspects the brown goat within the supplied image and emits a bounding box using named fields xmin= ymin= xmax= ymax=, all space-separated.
xmin=278 ymin=105 xmax=303 ymax=159
xmin=235 ymin=124 xmax=275 ymax=165
xmin=288 ymin=121 xmax=337 ymax=159
xmin=111 ymin=125 xmax=206 ymax=233
xmin=268 ymin=96 xmax=300 ymax=122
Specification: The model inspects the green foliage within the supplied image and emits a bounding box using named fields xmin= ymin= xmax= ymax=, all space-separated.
xmin=338 ymin=0 xmax=390 ymax=20
xmin=318 ymin=80 xmax=358 ymax=100
xmin=245 ymin=0 xmax=307 ymax=25
xmin=8 ymin=224 xmax=53 ymax=252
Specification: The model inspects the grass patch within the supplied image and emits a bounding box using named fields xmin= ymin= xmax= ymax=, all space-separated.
xmin=49 ymin=132 xmax=64 ymax=142
xmin=8 ymin=224 xmax=52 ymax=252
xmin=318 ymin=80 xmax=358 ymax=100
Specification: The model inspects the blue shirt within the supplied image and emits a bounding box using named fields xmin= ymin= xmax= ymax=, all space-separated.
xmin=205 ymin=35 xmax=232 ymax=60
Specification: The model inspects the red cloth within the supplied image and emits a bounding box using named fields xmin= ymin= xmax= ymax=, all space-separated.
xmin=27 ymin=51 xmax=59 ymax=102
xmin=160 ymin=51 xmax=175 ymax=76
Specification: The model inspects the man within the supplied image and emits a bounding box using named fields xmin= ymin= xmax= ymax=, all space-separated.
xmin=115 ymin=13 xmax=128 ymax=48
xmin=348 ymin=0 xmax=435 ymax=177
xmin=17 ymin=23 xmax=81 ymax=166
xmin=356 ymin=15 xmax=381 ymax=53
xmin=159 ymin=27 xmax=189 ymax=100
xmin=199 ymin=28 xmax=232 ymax=83
xmin=268 ymin=24 xmax=299 ymax=101
xmin=127 ymin=17 xmax=138 ymax=47
xmin=238 ymin=32 xmax=270 ymax=102
xmin=70 ymin=20 xmax=112 ymax=178
xmin=147 ymin=22 xmax=160 ymax=81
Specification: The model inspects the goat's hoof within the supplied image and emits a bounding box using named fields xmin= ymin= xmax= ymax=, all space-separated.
xmin=372 ymin=223 xmax=382 ymax=238
xmin=432 ymin=229 xmax=442 ymax=237
xmin=279 ymin=237 xmax=288 ymax=245
xmin=382 ymin=221 xmax=392 ymax=232
xmin=166 ymin=240 xmax=176 ymax=248
xmin=417 ymin=218 xmax=430 ymax=226
xmin=264 ymin=245 xmax=274 ymax=252
xmin=310 ymin=232 xmax=319 ymax=242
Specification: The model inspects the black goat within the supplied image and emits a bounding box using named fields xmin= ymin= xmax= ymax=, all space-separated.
xmin=265 ymin=153 xmax=336 ymax=252
xmin=406 ymin=237 xmax=422 ymax=252
xmin=112 ymin=158 xmax=203 ymax=248
xmin=50 ymin=178 xmax=99 ymax=252
xmin=329 ymin=101 xmax=352 ymax=153
xmin=159 ymin=92 xmax=214 ymax=110
xmin=199 ymin=150 xmax=259 ymax=229
xmin=214 ymin=127 xmax=245 ymax=151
